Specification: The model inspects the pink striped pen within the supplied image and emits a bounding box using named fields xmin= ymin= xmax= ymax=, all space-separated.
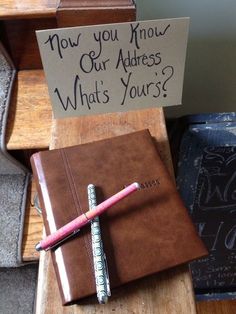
xmin=35 ymin=182 xmax=140 ymax=251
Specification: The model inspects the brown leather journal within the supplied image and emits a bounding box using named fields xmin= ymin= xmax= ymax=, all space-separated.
xmin=30 ymin=129 xmax=207 ymax=305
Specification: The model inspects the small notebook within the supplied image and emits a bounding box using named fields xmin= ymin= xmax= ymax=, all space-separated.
xmin=31 ymin=129 xmax=207 ymax=305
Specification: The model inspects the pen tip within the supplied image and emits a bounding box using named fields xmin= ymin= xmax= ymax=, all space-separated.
xmin=98 ymin=295 xmax=108 ymax=304
xmin=134 ymin=182 xmax=140 ymax=189
xmin=35 ymin=242 xmax=42 ymax=252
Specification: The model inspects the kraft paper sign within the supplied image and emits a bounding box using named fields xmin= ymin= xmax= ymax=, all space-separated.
xmin=36 ymin=18 xmax=189 ymax=118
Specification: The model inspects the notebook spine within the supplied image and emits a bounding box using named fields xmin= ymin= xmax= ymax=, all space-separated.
xmin=30 ymin=153 xmax=53 ymax=236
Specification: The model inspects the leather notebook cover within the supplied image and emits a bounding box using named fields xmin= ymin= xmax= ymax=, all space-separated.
xmin=30 ymin=129 xmax=207 ymax=305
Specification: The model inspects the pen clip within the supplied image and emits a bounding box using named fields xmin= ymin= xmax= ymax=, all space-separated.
xmin=103 ymin=253 xmax=111 ymax=297
xmin=47 ymin=229 xmax=80 ymax=251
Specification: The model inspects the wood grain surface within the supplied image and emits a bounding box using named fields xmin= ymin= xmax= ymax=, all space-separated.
xmin=59 ymin=0 xmax=135 ymax=7
xmin=22 ymin=180 xmax=42 ymax=261
xmin=196 ymin=299 xmax=236 ymax=314
xmin=57 ymin=0 xmax=136 ymax=28
xmin=2 ymin=18 xmax=57 ymax=69
xmin=0 ymin=0 xmax=58 ymax=19
xmin=6 ymin=70 xmax=52 ymax=150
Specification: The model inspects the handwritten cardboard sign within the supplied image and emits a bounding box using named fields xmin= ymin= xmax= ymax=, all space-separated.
xmin=36 ymin=18 xmax=189 ymax=118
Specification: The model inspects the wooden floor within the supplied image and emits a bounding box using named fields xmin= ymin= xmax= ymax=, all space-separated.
xmin=6 ymin=68 xmax=236 ymax=314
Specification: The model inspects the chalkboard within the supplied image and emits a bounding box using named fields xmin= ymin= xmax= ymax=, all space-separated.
xmin=190 ymin=146 xmax=236 ymax=293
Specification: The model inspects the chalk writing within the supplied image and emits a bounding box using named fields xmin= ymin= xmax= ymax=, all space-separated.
xmin=196 ymin=220 xmax=236 ymax=251
xmin=189 ymin=146 xmax=236 ymax=292
xmin=195 ymin=147 xmax=236 ymax=211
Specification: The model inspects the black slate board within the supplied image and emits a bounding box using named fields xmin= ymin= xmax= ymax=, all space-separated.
xmin=191 ymin=146 xmax=236 ymax=293
xmin=175 ymin=113 xmax=236 ymax=298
